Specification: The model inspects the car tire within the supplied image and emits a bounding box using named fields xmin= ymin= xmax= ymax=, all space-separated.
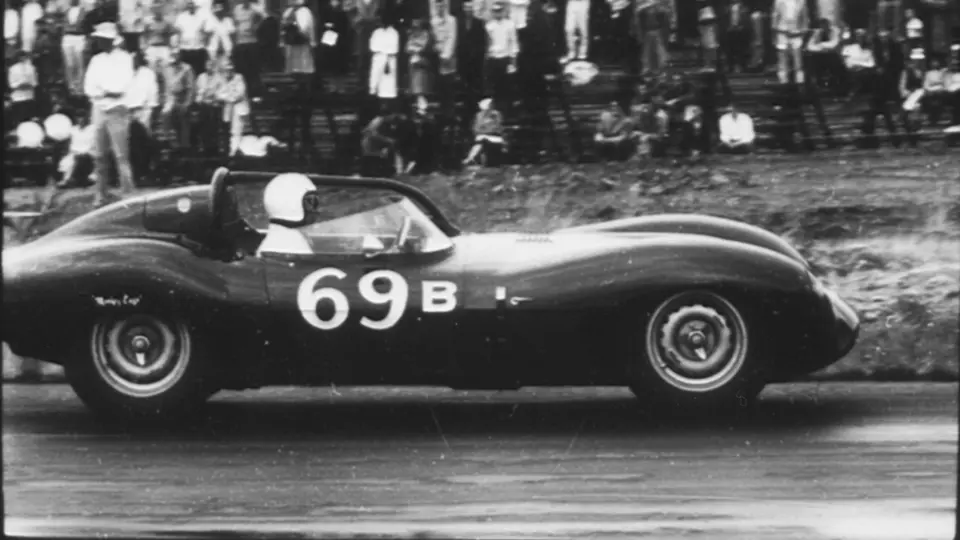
xmin=64 ymin=312 xmax=213 ymax=423
xmin=626 ymin=290 xmax=769 ymax=415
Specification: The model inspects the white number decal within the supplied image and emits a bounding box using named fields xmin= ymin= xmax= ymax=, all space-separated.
xmin=297 ymin=268 xmax=350 ymax=330
xmin=296 ymin=268 xmax=458 ymax=331
xmin=357 ymin=270 xmax=409 ymax=330
xmin=422 ymin=281 xmax=458 ymax=313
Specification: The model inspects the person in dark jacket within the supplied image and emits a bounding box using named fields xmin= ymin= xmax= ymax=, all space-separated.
xmin=456 ymin=0 xmax=488 ymax=139
xmin=317 ymin=0 xmax=351 ymax=85
xmin=517 ymin=0 xmax=558 ymax=158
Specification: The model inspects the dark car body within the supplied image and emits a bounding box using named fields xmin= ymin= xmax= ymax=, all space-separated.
xmin=3 ymin=169 xmax=859 ymax=396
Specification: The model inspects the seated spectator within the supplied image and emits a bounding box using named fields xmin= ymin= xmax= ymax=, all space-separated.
xmin=841 ymin=29 xmax=876 ymax=99
xmin=360 ymin=106 xmax=401 ymax=177
xmin=593 ymin=101 xmax=635 ymax=161
xmin=217 ymin=59 xmax=249 ymax=157
xmin=630 ymin=100 xmax=669 ymax=158
xmin=922 ymin=55 xmax=951 ymax=125
xmin=900 ymin=48 xmax=926 ymax=125
xmin=7 ymin=50 xmax=38 ymax=130
xmin=463 ymin=98 xmax=507 ymax=167
xmin=162 ymin=49 xmax=196 ymax=149
xmin=56 ymin=113 xmax=95 ymax=188
xmin=660 ymin=72 xmax=700 ymax=156
xmin=806 ymin=18 xmax=844 ymax=94
xmin=718 ymin=103 xmax=755 ymax=153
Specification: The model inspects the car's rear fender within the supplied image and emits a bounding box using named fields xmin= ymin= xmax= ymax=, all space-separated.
xmin=555 ymin=214 xmax=809 ymax=269
xmin=3 ymin=237 xmax=269 ymax=364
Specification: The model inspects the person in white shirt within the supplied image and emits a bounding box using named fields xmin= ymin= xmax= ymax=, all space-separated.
xmin=118 ymin=0 xmax=145 ymax=51
xmin=7 ymin=50 xmax=38 ymax=128
xmin=56 ymin=114 xmax=96 ymax=189
xmin=508 ymin=0 xmax=528 ymax=31
xmin=563 ymin=0 xmax=589 ymax=61
xmin=173 ymin=0 xmax=212 ymax=76
xmin=904 ymin=8 xmax=924 ymax=52
xmin=4 ymin=1 xmax=19 ymax=47
xmin=19 ymin=0 xmax=43 ymax=53
xmin=84 ymin=22 xmax=136 ymax=206
xmin=368 ymin=17 xmax=399 ymax=107
xmin=485 ymin=2 xmax=518 ymax=118
xmin=841 ymin=29 xmax=875 ymax=99
xmin=718 ymin=104 xmax=755 ymax=153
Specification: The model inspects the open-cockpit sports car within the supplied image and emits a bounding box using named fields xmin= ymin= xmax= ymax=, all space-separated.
xmin=3 ymin=168 xmax=859 ymax=421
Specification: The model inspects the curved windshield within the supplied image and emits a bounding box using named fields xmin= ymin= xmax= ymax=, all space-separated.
xmin=302 ymin=196 xmax=453 ymax=255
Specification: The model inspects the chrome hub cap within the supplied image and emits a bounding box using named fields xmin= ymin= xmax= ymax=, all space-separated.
xmin=646 ymin=293 xmax=749 ymax=392
xmin=91 ymin=315 xmax=192 ymax=398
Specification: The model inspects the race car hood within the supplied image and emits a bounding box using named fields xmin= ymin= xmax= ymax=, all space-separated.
xmin=453 ymin=231 xmax=812 ymax=310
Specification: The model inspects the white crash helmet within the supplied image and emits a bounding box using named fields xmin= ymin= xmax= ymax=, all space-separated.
xmin=44 ymin=113 xmax=74 ymax=142
xmin=263 ymin=173 xmax=317 ymax=224
xmin=16 ymin=121 xmax=45 ymax=148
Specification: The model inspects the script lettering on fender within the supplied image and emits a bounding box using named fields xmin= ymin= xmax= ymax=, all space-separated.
xmin=296 ymin=268 xmax=458 ymax=330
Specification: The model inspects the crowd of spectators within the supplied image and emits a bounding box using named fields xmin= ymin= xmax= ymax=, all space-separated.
xmin=4 ymin=0 xmax=960 ymax=201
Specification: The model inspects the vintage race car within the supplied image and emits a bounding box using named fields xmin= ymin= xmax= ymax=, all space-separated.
xmin=3 ymin=168 xmax=859 ymax=421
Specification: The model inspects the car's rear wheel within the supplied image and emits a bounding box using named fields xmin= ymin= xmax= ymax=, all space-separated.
xmin=65 ymin=313 xmax=212 ymax=422
xmin=628 ymin=291 xmax=767 ymax=413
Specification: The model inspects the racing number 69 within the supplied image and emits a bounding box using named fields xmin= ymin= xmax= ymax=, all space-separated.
xmin=297 ymin=268 xmax=409 ymax=330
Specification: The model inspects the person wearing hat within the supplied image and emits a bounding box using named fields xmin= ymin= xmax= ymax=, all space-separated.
xmin=84 ymin=21 xmax=136 ymax=205
xmin=6 ymin=50 xmax=38 ymax=131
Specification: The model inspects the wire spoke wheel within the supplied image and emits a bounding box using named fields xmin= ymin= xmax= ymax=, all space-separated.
xmin=90 ymin=314 xmax=193 ymax=399
xmin=645 ymin=292 xmax=749 ymax=393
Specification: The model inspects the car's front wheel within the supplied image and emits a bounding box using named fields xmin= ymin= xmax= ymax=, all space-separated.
xmin=627 ymin=291 xmax=768 ymax=413
xmin=65 ymin=313 xmax=212 ymax=422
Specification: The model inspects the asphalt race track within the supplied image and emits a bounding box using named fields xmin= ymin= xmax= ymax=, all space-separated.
xmin=3 ymin=383 xmax=958 ymax=540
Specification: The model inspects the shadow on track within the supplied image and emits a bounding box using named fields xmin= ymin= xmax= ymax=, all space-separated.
xmin=6 ymin=386 xmax=875 ymax=439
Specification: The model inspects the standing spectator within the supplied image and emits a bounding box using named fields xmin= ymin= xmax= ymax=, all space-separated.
xmin=195 ymin=57 xmax=224 ymax=155
xmin=697 ymin=0 xmax=719 ymax=71
xmin=404 ymin=95 xmax=440 ymax=173
xmin=431 ymin=0 xmax=457 ymax=120
xmin=62 ymin=0 xmax=88 ymax=96
xmin=360 ymin=105 xmax=400 ymax=177
xmin=84 ymin=22 xmax=135 ymax=206
xmin=717 ymin=103 xmax=755 ymax=153
xmin=174 ymin=0 xmax=212 ymax=77
xmin=606 ymin=0 xmax=631 ymax=66
xmin=232 ymin=0 xmax=264 ymax=99
xmin=369 ymin=15 xmax=399 ymax=109
xmin=842 ymin=29 xmax=876 ymax=99
xmin=216 ymin=58 xmax=249 ymax=156
xmin=904 ymin=8 xmax=924 ymax=53
xmin=281 ymin=0 xmax=317 ymax=160
xmin=20 ymin=0 xmax=43 ymax=54
xmin=485 ymin=1 xmax=518 ymax=118
xmin=7 ymin=51 xmax=38 ymax=128
xmin=126 ymin=50 xmax=159 ymax=133
xmin=207 ymin=0 xmax=235 ymax=64
xmin=807 ymin=17 xmax=843 ymax=94
xmin=127 ymin=51 xmax=158 ymax=184
xmin=162 ymin=48 xmax=196 ymax=149
xmin=920 ymin=0 xmax=951 ymax=57
xmin=406 ymin=17 xmax=433 ymax=99
xmin=317 ymin=0 xmax=351 ymax=84
xmin=119 ymin=0 xmax=145 ymax=51
xmin=636 ymin=0 xmax=670 ymax=77
xmin=508 ymin=0 xmax=529 ymax=33
xmin=517 ymin=0 xmax=557 ymax=156
xmin=772 ymin=0 xmax=809 ymax=84
xmin=142 ymin=3 xmax=175 ymax=96
xmin=353 ymin=0 xmax=382 ymax=90
xmin=31 ymin=5 xmax=61 ymax=114
xmin=563 ymin=0 xmax=589 ymax=61
xmin=749 ymin=10 xmax=766 ymax=70
xmin=457 ymin=0 xmax=487 ymax=134
xmin=726 ymin=0 xmax=750 ymax=73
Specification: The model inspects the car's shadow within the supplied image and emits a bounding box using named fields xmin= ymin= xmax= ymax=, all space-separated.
xmin=7 ymin=386 xmax=873 ymax=440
